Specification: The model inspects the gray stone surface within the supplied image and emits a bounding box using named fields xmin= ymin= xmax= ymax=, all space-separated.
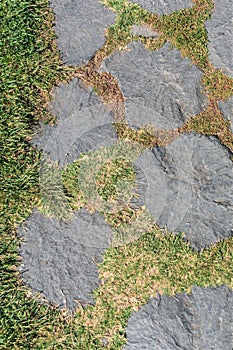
xmin=130 ymin=163 xmax=149 ymax=208
xmin=218 ymin=96 xmax=233 ymax=133
xmin=134 ymin=133 xmax=233 ymax=249
xmin=50 ymin=0 xmax=116 ymax=66
xmin=205 ymin=0 xmax=233 ymax=78
xmin=131 ymin=24 xmax=160 ymax=37
xmin=123 ymin=285 xmax=233 ymax=350
xmin=32 ymin=78 xmax=117 ymax=166
xmin=18 ymin=208 xmax=113 ymax=311
xmin=65 ymin=123 xmax=118 ymax=164
xmin=100 ymin=42 xmax=208 ymax=130
xmin=129 ymin=0 xmax=193 ymax=15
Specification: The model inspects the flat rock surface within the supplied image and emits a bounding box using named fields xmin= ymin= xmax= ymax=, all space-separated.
xmin=205 ymin=0 xmax=233 ymax=78
xmin=50 ymin=0 xmax=116 ymax=66
xmin=123 ymin=285 xmax=233 ymax=350
xmin=129 ymin=0 xmax=193 ymax=15
xmin=101 ymin=42 xmax=208 ymax=130
xmin=131 ymin=24 xmax=160 ymax=37
xmin=134 ymin=133 xmax=233 ymax=249
xmin=32 ymin=78 xmax=116 ymax=166
xmin=18 ymin=209 xmax=113 ymax=311
xmin=218 ymin=96 xmax=233 ymax=133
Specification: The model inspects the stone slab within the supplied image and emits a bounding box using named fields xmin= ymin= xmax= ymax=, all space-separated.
xmin=32 ymin=78 xmax=117 ymax=167
xmin=123 ymin=285 xmax=233 ymax=350
xmin=218 ymin=96 xmax=233 ymax=133
xmin=100 ymin=42 xmax=208 ymax=130
xmin=131 ymin=24 xmax=160 ymax=37
xmin=205 ymin=0 xmax=233 ymax=78
xmin=129 ymin=0 xmax=193 ymax=15
xmin=134 ymin=133 xmax=233 ymax=249
xmin=50 ymin=0 xmax=116 ymax=66
xmin=18 ymin=208 xmax=113 ymax=311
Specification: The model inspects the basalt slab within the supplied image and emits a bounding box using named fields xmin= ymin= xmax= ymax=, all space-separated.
xmin=50 ymin=0 xmax=116 ymax=66
xmin=123 ymin=285 xmax=233 ymax=350
xmin=218 ymin=96 xmax=233 ymax=133
xmin=129 ymin=0 xmax=193 ymax=15
xmin=205 ymin=0 xmax=233 ymax=78
xmin=32 ymin=78 xmax=117 ymax=167
xmin=131 ymin=24 xmax=160 ymax=37
xmin=100 ymin=42 xmax=208 ymax=130
xmin=134 ymin=133 xmax=233 ymax=250
xmin=18 ymin=208 xmax=113 ymax=311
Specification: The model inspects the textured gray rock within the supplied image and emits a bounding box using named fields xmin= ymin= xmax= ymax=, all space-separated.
xmin=100 ymin=42 xmax=208 ymax=130
xmin=130 ymin=163 xmax=149 ymax=208
xmin=218 ymin=96 xmax=233 ymax=133
xmin=134 ymin=133 xmax=233 ymax=249
xmin=129 ymin=0 xmax=193 ymax=15
xmin=205 ymin=0 xmax=233 ymax=78
xmin=50 ymin=0 xmax=116 ymax=66
xmin=131 ymin=24 xmax=160 ymax=37
xmin=18 ymin=208 xmax=113 ymax=311
xmin=32 ymin=78 xmax=117 ymax=166
xmin=123 ymin=285 xmax=233 ymax=350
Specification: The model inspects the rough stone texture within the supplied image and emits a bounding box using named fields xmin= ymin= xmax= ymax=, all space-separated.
xmin=134 ymin=133 xmax=233 ymax=249
xmin=100 ymin=42 xmax=208 ymax=130
xmin=205 ymin=0 xmax=233 ymax=78
xmin=131 ymin=24 xmax=160 ymax=37
xmin=123 ymin=285 xmax=233 ymax=350
xmin=129 ymin=0 xmax=193 ymax=15
xmin=64 ymin=123 xmax=118 ymax=164
xmin=218 ymin=96 xmax=233 ymax=133
xmin=32 ymin=78 xmax=117 ymax=166
xmin=18 ymin=208 xmax=113 ymax=311
xmin=130 ymin=163 xmax=149 ymax=208
xmin=50 ymin=0 xmax=116 ymax=66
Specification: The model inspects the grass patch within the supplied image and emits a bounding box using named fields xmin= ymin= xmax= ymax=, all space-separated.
xmin=62 ymin=140 xmax=144 ymax=215
xmin=66 ymin=231 xmax=233 ymax=349
xmin=0 ymin=0 xmax=73 ymax=348
xmin=1 ymin=0 xmax=70 ymax=232
xmin=203 ymin=64 xmax=233 ymax=101
xmin=152 ymin=2 xmax=213 ymax=68
xmin=96 ymin=158 xmax=135 ymax=202
xmin=181 ymin=103 xmax=233 ymax=152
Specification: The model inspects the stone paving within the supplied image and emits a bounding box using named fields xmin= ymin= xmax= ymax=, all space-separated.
xmin=100 ymin=41 xmax=208 ymax=129
xmin=18 ymin=0 xmax=233 ymax=346
xmin=123 ymin=285 xmax=233 ymax=350
xmin=218 ymin=96 xmax=233 ymax=133
xmin=205 ymin=0 xmax=233 ymax=78
xmin=129 ymin=0 xmax=193 ymax=15
xmin=18 ymin=209 xmax=112 ymax=311
xmin=32 ymin=78 xmax=117 ymax=166
xmin=50 ymin=0 xmax=116 ymax=66
xmin=134 ymin=133 xmax=233 ymax=250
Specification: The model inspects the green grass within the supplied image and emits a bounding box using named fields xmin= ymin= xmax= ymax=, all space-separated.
xmin=0 ymin=0 xmax=72 ymax=348
xmin=1 ymin=0 xmax=233 ymax=348
xmin=96 ymin=158 xmax=135 ymax=202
